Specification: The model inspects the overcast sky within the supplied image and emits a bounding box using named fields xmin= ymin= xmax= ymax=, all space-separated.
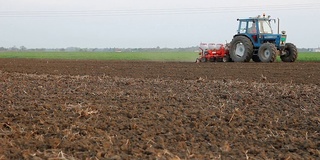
xmin=0 ymin=0 xmax=319 ymax=48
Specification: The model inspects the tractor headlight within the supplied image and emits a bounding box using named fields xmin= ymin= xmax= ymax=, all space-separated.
xmin=281 ymin=30 xmax=286 ymax=35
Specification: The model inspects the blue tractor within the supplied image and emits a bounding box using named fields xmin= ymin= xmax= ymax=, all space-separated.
xmin=229 ymin=14 xmax=298 ymax=62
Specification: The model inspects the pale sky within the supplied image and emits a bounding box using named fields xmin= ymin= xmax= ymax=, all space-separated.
xmin=0 ymin=0 xmax=319 ymax=48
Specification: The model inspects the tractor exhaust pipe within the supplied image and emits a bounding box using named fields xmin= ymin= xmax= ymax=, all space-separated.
xmin=277 ymin=18 xmax=280 ymax=34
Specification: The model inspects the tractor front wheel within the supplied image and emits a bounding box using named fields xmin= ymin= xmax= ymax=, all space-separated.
xmin=229 ymin=36 xmax=253 ymax=62
xmin=280 ymin=43 xmax=298 ymax=62
xmin=258 ymin=43 xmax=277 ymax=62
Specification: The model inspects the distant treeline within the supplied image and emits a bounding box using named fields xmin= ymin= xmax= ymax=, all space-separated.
xmin=0 ymin=46 xmax=317 ymax=53
xmin=0 ymin=46 xmax=199 ymax=52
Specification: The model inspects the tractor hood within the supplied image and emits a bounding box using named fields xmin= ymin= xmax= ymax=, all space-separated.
xmin=263 ymin=34 xmax=279 ymax=39
xmin=260 ymin=33 xmax=285 ymax=47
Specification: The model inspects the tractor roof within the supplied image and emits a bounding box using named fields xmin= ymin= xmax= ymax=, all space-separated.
xmin=237 ymin=14 xmax=272 ymax=21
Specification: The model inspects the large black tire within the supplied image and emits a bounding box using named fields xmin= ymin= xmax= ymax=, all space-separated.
xmin=280 ymin=43 xmax=298 ymax=62
xmin=229 ymin=36 xmax=253 ymax=62
xmin=258 ymin=43 xmax=277 ymax=63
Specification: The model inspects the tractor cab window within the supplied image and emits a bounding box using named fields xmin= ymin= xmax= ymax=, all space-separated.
xmin=247 ymin=21 xmax=257 ymax=34
xmin=239 ymin=21 xmax=247 ymax=34
xmin=258 ymin=20 xmax=273 ymax=34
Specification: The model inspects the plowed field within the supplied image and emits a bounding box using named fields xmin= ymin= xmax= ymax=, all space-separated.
xmin=0 ymin=59 xmax=319 ymax=159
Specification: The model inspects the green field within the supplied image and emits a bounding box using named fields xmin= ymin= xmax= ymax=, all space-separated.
xmin=0 ymin=51 xmax=319 ymax=62
xmin=293 ymin=52 xmax=320 ymax=62
xmin=0 ymin=51 xmax=197 ymax=62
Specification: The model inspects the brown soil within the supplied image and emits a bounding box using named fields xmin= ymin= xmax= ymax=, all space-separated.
xmin=0 ymin=59 xmax=319 ymax=159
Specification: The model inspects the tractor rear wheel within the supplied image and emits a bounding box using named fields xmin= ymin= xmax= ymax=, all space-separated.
xmin=258 ymin=43 xmax=277 ymax=62
xmin=280 ymin=43 xmax=298 ymax=62
xmin=229 ymin=36 xmax=253 ymax=62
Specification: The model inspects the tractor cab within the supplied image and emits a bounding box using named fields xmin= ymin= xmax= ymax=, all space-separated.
xmin=239 ymin=18 xmax=273 ymax=35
